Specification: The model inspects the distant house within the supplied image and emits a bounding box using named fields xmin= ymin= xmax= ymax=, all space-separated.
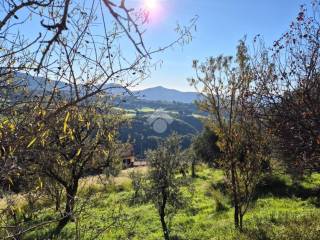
xmin=121 ymin=145 xmax=135 ymax=168
xmin=133 ymin=160 xmax=147 ymax=167
xmin=121 ymin=145 xmax=148 ymax=168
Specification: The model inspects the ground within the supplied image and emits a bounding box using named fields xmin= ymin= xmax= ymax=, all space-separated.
xmin=3 ymin=166 xmax=320 ymax=240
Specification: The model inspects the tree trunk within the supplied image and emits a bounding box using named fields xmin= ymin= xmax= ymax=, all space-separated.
xmin=55 ymin=189 xmax=61 ymax=211
xmin=239 ymin=214 xmax=243 ymax=231
xmin=191 ymin=160 xmax=196 ymax=178
xmin=234 ymin=200 xmax=240 ymax=229
xmin=231 ymin=163 xmax=240 ymax=229
xmin=159 ymin=189 xmax=169 ymax=240
xmin=53 ymin=214 xmax=71 ymax=237
xmin=52 ymin=183 xmax=78 ymax=237
xmin=160 ymin=209 xmax=169 ymax=240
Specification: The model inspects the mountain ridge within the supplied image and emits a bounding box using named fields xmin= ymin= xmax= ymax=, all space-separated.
xmin=12 ymin=72 xmax=199 ymax=104
xmin=133 ymin=86 xmax=199 ymax=103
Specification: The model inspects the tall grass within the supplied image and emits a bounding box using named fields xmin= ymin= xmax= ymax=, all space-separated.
xmin=4 ymin=166 xmax=320 ymax=240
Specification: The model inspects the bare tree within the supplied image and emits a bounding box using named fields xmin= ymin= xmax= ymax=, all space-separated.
xmin=0 ymin=0 xmax=196 ymax=114
xmin=0 ymin=0 xmax=196 ymax=193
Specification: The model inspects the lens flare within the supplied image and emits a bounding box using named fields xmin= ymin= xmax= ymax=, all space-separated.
xmin=144 ymin=0 xmax=159 ymax=11
xmin=141 ymin=0 xmax=167 ymax=25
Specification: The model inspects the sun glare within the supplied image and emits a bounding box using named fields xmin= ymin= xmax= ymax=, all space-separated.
xmin=144 ymin=0 xmax=159 ymax=11
xmin=141 ymin=0 xmax=167 ymax=25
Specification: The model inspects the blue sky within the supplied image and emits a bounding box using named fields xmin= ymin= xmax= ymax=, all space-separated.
xmin=133 ymin=0 xmax=308 ymax=91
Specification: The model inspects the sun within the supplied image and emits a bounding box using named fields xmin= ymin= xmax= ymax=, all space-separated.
xmin=144 ymin=0 xmax=159 ymax=11
xmin=141 ymin=0 xmax=166 ymax=24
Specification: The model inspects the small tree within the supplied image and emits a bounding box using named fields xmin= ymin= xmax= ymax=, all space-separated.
xmin=190 ymin=41 xmax=270 ymax=230
xmin=129 ymin=170 xmax=148 ymax=205
xmin=192 ymin=124 xmax=220 ymax=175
xmin=25 ymin=105 xmax=124 ymax=236
xmin=145 ymin=134 xmax=187 ymax=240
xmin=179 ymin=147 xmax=197 ymax=178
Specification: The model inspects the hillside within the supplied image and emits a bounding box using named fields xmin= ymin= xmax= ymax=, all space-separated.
xmin=119 ymin=110 xmax=204 ymax=158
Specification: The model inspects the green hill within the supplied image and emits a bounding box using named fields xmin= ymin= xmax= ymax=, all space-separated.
xmin=119 ymin=112 xmax=203 ymax=158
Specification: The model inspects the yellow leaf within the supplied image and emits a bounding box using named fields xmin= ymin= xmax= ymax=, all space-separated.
xmin=69 ymin=129 xmax=74 ymax=141
xmin=59 ymin=136 xmax=67 ymax=141
xmin=63 ymin=112 xmax=70 ymax=133
xmin=78 ymin=114 xmax=84 ymax=122
xmin=8 ymin=177 xmax=13 ymax=186
xmin=103 ymin=150 xmax=109 ymax=157
xmin=76 ymin=148 xmax=82 ymax=157
xmin=27 ymin=137 xmax=37 ymax=148
xmin=108 ymin=133 xmax=113 ymax=142
xmin=9 ymin=123 xmax=15 ymax=132
xmin=39 ymin=178 xmax=43 ymax=189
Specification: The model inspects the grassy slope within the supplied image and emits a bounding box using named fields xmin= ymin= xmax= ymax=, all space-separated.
xmin=25 ymin=167 xmax=320 ymax=240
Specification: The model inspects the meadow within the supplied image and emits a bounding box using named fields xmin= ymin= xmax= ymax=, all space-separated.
xmin=18 ymin=166 xmax=320 ymax=240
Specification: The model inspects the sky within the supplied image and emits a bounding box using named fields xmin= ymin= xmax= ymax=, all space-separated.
xmin=132 ymin=0 xmax=308 ymax=91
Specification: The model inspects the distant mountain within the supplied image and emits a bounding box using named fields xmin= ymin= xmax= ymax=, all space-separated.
xmin=11 ymin=72 xmax=199 ymax=103
xmin=14 ymin=72 xmax=69 ymax=92
xmin=134 ymin=86 xmax=200 ymax=103
xmin=13 ymin=72 xmax=130 ymax=96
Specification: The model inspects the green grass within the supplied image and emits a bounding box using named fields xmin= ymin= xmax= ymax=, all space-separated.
xmin=138 ymin=107 xmax=155 ymax=113
xmin=10 ymin=167 xmax=320 ymax=240
xmin=301 ymin=173 xmax=320 ymax=189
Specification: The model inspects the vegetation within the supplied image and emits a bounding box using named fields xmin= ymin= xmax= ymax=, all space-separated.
xmin=250 ymin=3 xmax=320 ymax=175
xmin=1 ymin=0 xmax=320 ymax=239
xmin=119 ymin=113 xmax=202 ymax=158
xmin=33 ymin=106 xmax=124 ymax=237
xmin=2 ymin=166 xmax=319 ymax=240
xmin=192 ymin=125 xmax=220 ymax=168
xmin=190 ymin=41 xmax=271 ymax=229
xmin=142 ymin=134 xmax=188 ymax=240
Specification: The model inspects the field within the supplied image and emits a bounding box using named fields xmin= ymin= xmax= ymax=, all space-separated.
xmin=20 ymin=166 xmax=320 ymax=240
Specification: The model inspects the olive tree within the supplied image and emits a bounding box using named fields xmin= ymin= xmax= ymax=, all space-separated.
xmin=145 ymin=134 xmax=187 ymax=240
